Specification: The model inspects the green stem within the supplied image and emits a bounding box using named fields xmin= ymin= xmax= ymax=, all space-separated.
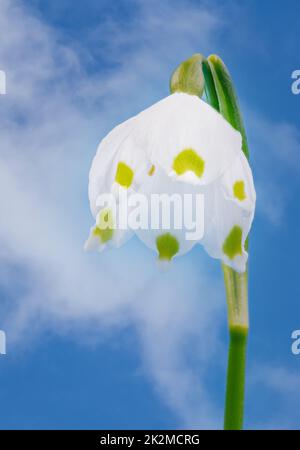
xmin=203 ymin=55 xmax=250 ymax=430
xmin=224 ymin=327 xmax=248 ymax=429
xmin=223 ymin=264 xmax=248 ymax=430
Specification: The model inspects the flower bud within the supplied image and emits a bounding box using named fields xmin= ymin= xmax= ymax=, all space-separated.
xmin=170 ymin=53 xmax=205 ymax=97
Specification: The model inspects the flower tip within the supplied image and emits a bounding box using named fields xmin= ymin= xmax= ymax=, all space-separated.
xmin=84 ymin=237 xmax=95 ymax=252
xmin=187 ymin=53 xmax=205 ymax=66
xmin=97 ymin=243 xmax=106 ymax=253
xmin=170 ymin=53 xmax=205 ymax=97
xmin=207 ymin=54 xmax=228 ymax=73
xmin=156 ymin=258 xmax=172 ymax=272
xmin=207 ymin=54 xmax=220 ymax=64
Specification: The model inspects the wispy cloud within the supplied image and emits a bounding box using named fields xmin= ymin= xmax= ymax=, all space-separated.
xmin=250 ymin=114 xmax=300 ymax=172
xmin=248 ymin=364 xmax=300 ymax=429
xmin=0 ymin=0 xmax=224 ymax=428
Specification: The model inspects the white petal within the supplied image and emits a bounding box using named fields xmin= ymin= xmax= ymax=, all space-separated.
xmin=201 ymin=160 xmax=255 ymax=272
xmin=84 ymin=205 xmax=133 ymax=252
xmin=134 ymin=92 xmax=242 ymax=186
xmin=88 ymin=115 xmax=150 ymax=218
xmin=89 ymin=116 xmax=135 ymax=218
xmin=84 ymin=227 xmax=104 ymax=252
xmin=221 ymin=151 xmax=256 ymax=212
xmin=135 ymin=168 xmax=203 ymax=260
xmin=110 ymin=133 xmax=150 ymax=201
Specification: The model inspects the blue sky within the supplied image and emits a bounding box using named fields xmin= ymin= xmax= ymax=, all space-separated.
xmin=0 ymin=0 xmax=300 ymax=429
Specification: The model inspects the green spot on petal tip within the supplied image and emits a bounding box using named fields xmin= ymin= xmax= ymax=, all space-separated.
xmin=223 ymin=226 xmax=243 ymax=260
xmin=156 ymin=233 xmax=179 ymax=261
xmin=94 ymin=209 xmax=114 ymax=243
xmin=173 ymin=148 xmax=205 ymax=178
xmin=170 ymin=53 xmax=205 ymax=97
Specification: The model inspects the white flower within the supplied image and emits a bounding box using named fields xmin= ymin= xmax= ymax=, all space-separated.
xmin=85 ymin=92 xmax=256 ymax=273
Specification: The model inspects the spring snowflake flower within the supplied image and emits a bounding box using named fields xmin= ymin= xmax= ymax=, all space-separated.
xmin=85 ymin=92 xmax=256 ymax=273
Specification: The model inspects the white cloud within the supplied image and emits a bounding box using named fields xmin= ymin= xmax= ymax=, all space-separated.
xmin=248 ymin=364 xmax=300 ymax=429
xmin=254 ymin=180 xmax=285 ymax=226
xmin=0 ymin=0 xmax=225 ymax=428
xmin=133 ymin=262 xmax=224 ymax=428
xmin=250 ymin=114 xmax=300 ymax=172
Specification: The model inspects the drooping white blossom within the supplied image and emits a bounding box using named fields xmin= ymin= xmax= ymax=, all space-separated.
xmin=85 ymin=92 xmax=256 ymax=273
